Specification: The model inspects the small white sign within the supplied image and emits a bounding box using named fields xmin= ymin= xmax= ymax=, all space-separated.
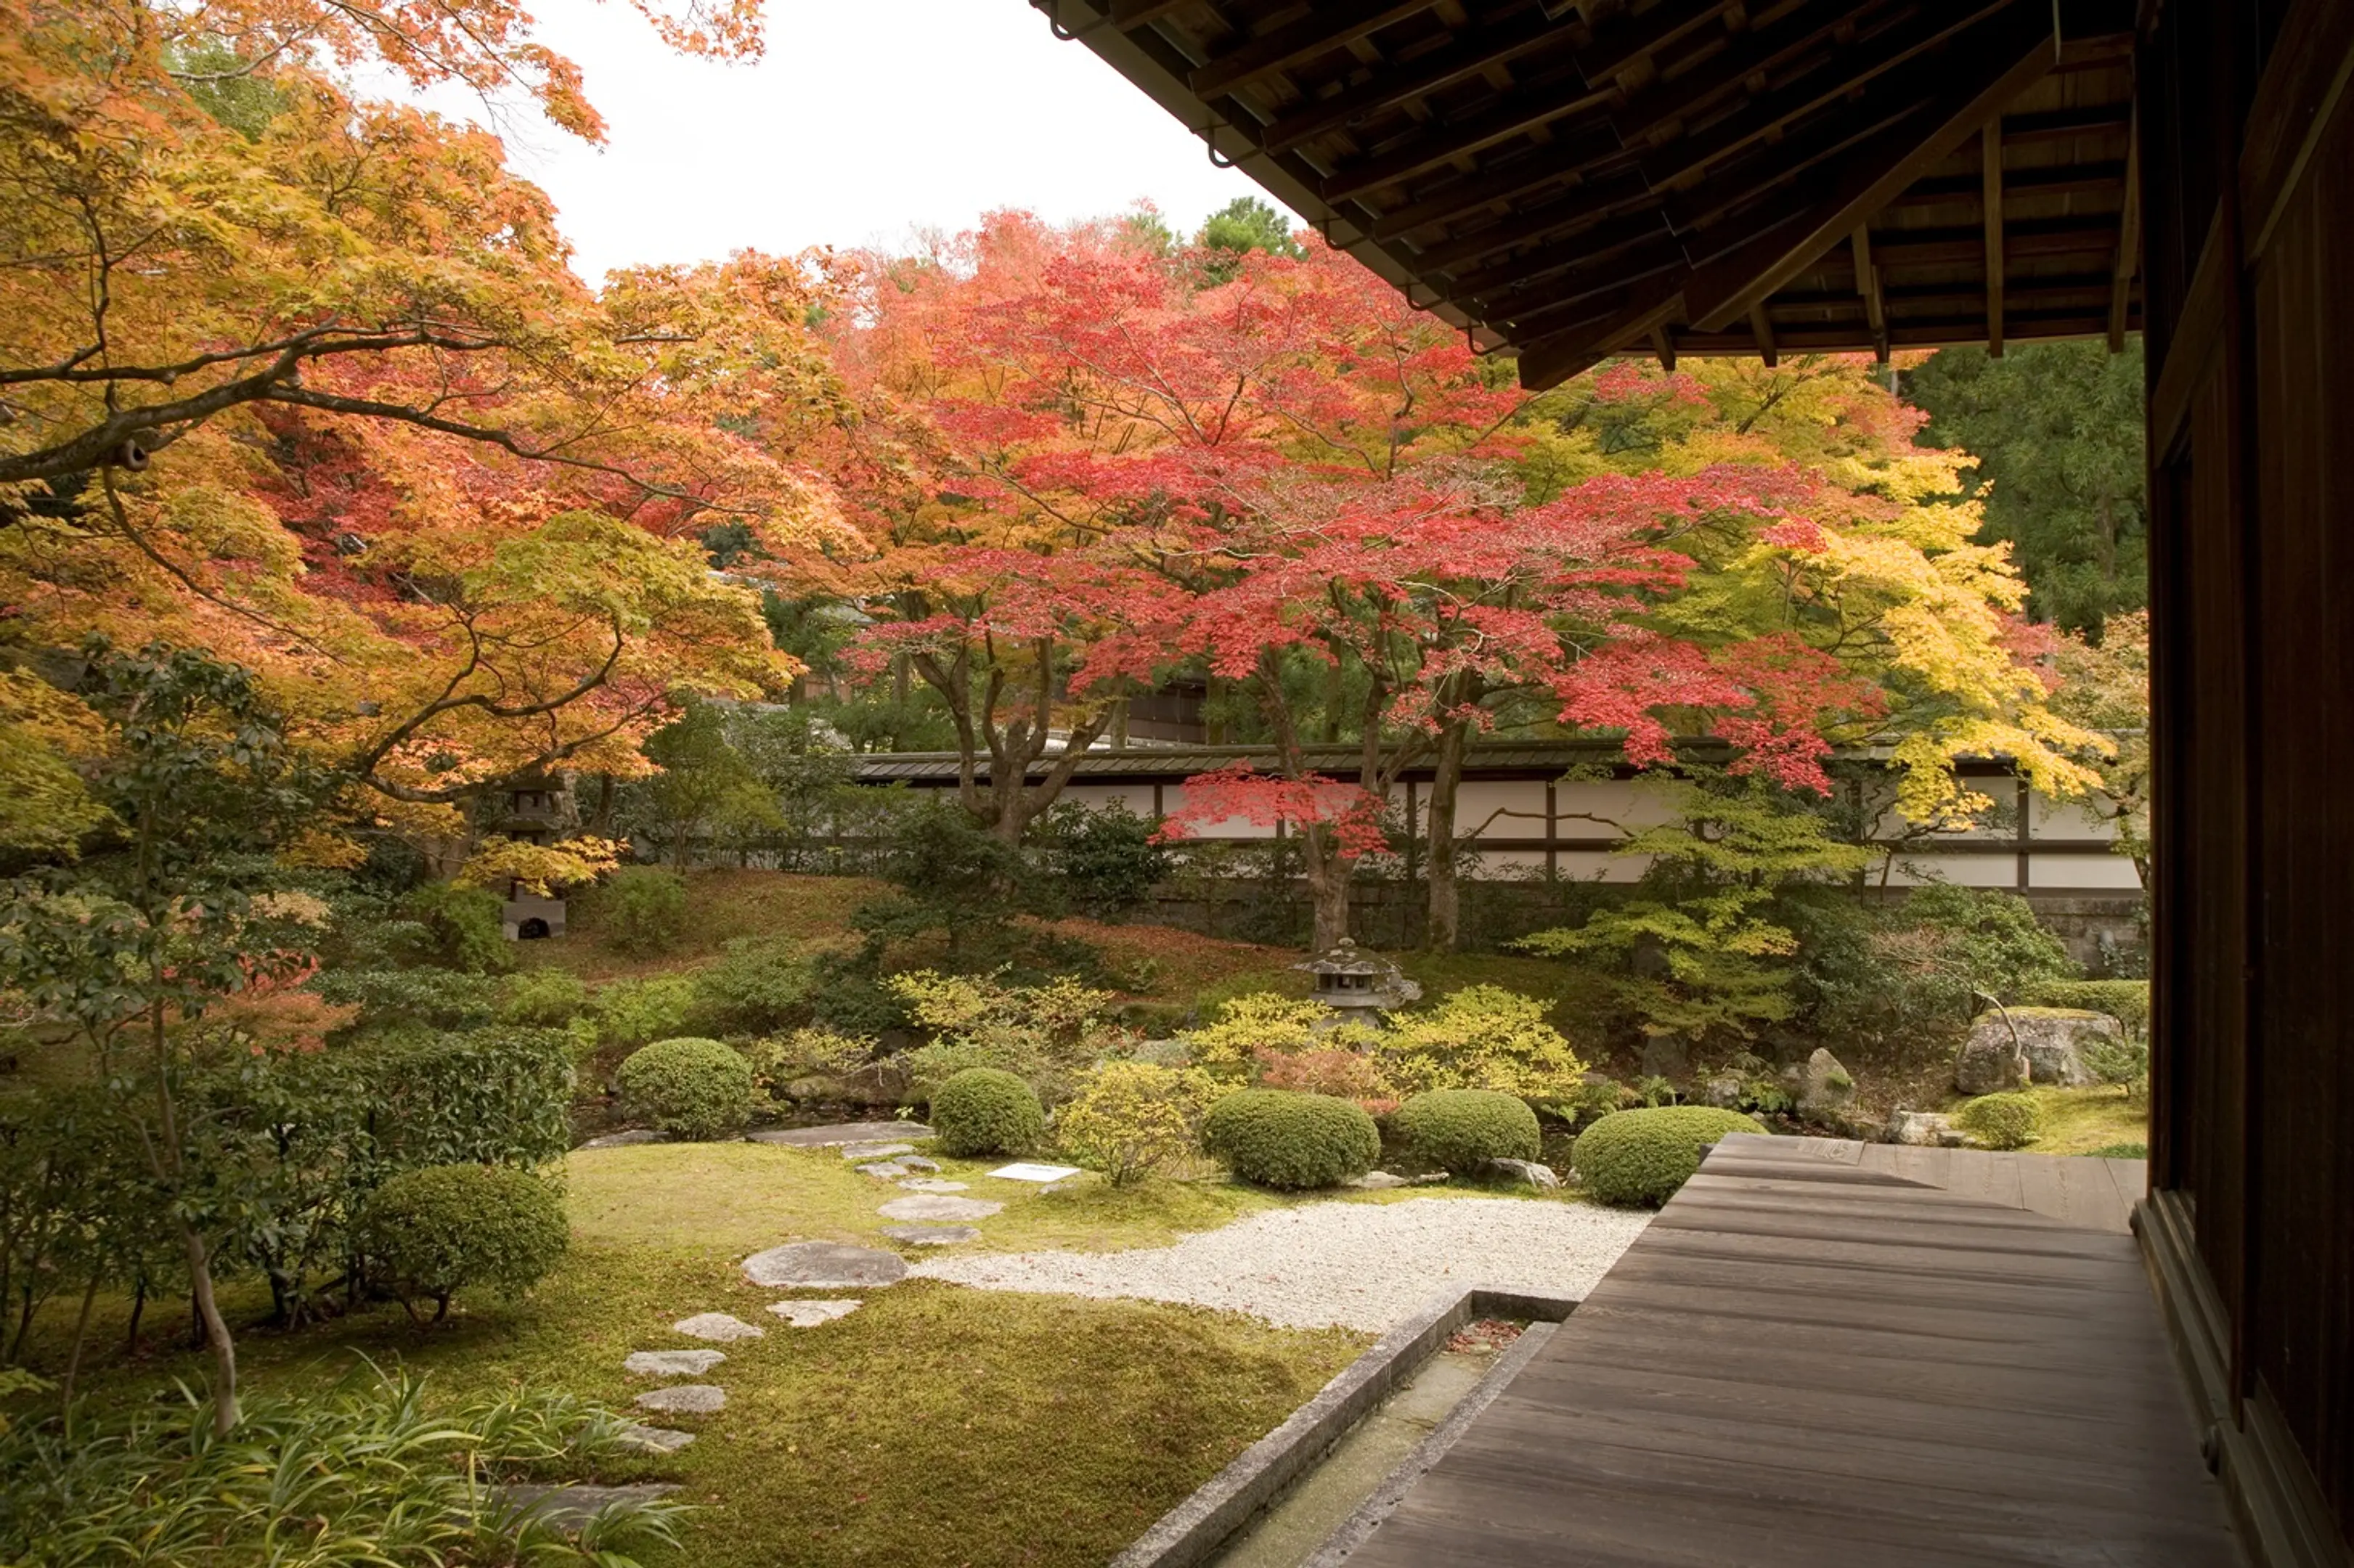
xmin=987 ymin=1161 xmax=1082 ymax=1183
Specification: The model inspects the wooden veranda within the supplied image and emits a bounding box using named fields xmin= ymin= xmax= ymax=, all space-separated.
xmin=1022 ymin=1 xmax=2354 ymax=1564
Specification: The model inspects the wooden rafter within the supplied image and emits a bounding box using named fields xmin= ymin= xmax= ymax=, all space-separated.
xmin=1983 ymin=119 xmax=2006 ymax=355
xmin=1748 ymin=303 xmax=1779 ymax=367
xmin=1851 ymin=224 xmax=1889 ymax=360
xmin=1189 ymin=3 xmax=1440 ymax=100
xmin=1261 ymin=7 xmax=1577 ymax=156
xmin=1321 ymin=73 xmax=1615 ymax=203
xmin=2108 ymin=104 xmax=2141 ymax=351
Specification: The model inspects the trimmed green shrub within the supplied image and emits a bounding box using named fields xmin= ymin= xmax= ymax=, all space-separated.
xmin=590 ymin=974 xmax=696 ymax=1050
xmin=598 ymin=867 xmax=688 ymax=957
xmin=354 ymin=1164 xmax=568 ymax=1323
xmin=930 ymin=1067 xmax=1045 ymax=1157
xmin=396 ymin=883 xmax=513 ymax=974
xmin=1954 ymin=1091 xmax=2043 ymax=1150
xmin=1200 ymin=1089 xmax=1380 ymax=1190
xmin=1393 ymin=1089 xmax=1541 ymax=1175
xmin=614 ymin=1036 xmax=757 ymax=1140
xmin=2021 ymin=979 xmax=2150 ymax=1036
xmin=1571 ymin=1106 xmax=1762 ymax=1207
xmin=689 ymin=934 xmax=816 ymax=1035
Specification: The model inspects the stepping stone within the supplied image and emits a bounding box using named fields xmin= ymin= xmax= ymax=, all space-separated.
xmin=624 ymin=1349 xmax=725 ymax=1377
xmin=748 ymin=1121 xmax=931 ymax=1148
xmin=896 ymin=1177 xmax=969 ymax=1193
xmin=1345 ymin=1170 xmax=1410 ymax=1191
xmin=881 ymin=1225 xmax=980 ymax=1246
xmin=899 ymin=1155 xmax=940 ymax=1172
xmin=742 ymin=1241 xmax=908 ymax=1289
xmin=879 ymin=1195 xmax=1003 ymax=1222
xmin=987 ymin=1161 xmax=1082 ymax=1183
xmin=767 ymin=1298 xmax=863 ymax=1326
xmin=842 ymin=1142 xmax=915 ymax=1160
xmin=635 ymin=1384 xmax=725 ymax=1415
xmin=856 ymin=1160 xmax=913 ymax=1178
xmin=579 ymin=1130 xmax=666 ymax=1148
xmin=502 ymin=1482 xmax=680 ymax=1526
xmin=672 ymin=1312 xmax=763 ymax=1343
xmin=614 ymin=1424 xmax=697 ymax=1455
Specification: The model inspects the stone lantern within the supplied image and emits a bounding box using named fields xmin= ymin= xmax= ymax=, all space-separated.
xmin=1294 ymin=938 xmax=1420 ymax=1026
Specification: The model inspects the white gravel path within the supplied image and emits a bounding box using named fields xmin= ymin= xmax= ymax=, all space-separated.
xmin=910 ymin=1196 xmax=1652 ymax=1331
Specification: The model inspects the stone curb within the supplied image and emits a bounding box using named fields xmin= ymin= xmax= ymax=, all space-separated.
xmin=1106 ymin=1286 xmax=1579 ymax=1568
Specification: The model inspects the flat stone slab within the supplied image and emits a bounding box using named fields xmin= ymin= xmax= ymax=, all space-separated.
xmin=502 ymin=1482 xmax=680 ymax=1527
xmin=634 ymin=1384 xmax=725 ymax=1414
xmin=579 ymin=1129 xmax=667 ymax=1148
xmin=879 ymin=1195 xmax=1003 ymax=1222
xmin=987 ymin=1161 xmax=1083 ymax=1183
xmin=856 ymin=1161 xmax=913 ymax=1178
xmin=882 ymin=1225 xmax=980 ymax=1246
xmin=842 ymin=1142 xmax=915 ymax=1160
xmin=672 ymin=1312 xmax=763 ymax=1343
xmin=767 ymin=1298 xmax=863 ymax=1326
xmin=614 ymin=1424 xmax=697 ymax=1455
xmin=897 ymin=1177 xmax=969 ymax=1193
xmin=899 ymin=1155 xmax=940 ymax=1172
xmin=624 ymin=1349 xmax=725 ymax=1377
xmin=749 ymin=1121 xmax=932 ymax=1148
xmin=1345 ymin=1171 xmax=1411 ymax=1190
xmin=742 ymin=1241 xmax=908 ymax=1289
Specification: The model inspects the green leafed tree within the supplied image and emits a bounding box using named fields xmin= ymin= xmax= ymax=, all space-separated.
xmin=1906 ymin=340 xmax=2148 ymax=636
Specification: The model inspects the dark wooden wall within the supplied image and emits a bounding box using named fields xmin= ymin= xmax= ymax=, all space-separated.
xmin=2143 ymin=0 xmax=2354 ymax=1556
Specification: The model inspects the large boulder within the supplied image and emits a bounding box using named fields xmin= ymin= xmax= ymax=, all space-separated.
xmin=1698 ymin=1072 xmax=1747 ymax=1110
xmin=1637 ymin=1032 xmax=1692 ymax=1079
xmin=1889 ymin=1110 xmax=1966 ymax=1148
xmin=1955 ymin=1020 xmax=2031 ymax=1095
xmin=1960 ymin=1008 xmax=2120 ymax=1091
xmin=1783 ymin=1048 xmax=1856 ymax=1124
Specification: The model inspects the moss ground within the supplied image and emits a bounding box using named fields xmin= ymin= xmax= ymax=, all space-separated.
xmin=41 ymin=1144 xmax=1370 ymax=1568
xmin=2019 ymin=1085 xmax=2149 ymax=1156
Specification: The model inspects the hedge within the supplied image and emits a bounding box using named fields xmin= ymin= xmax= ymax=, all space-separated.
xmin=1571 ymin=1106 xmax=1762 ymax=1207
xmin=1393 ymin=1090 xmax=1541 ymax=1175
xmin=930 ymin=1067 xmax=1045 ymax=1157
xmin=2020 ymin=979 xmax=2150 ymax=1036
xmin=1200 ymin=1090 xmax=1380 ymax=1190
xmin=1954 ymin=1091 xmax=2043 ymax=1151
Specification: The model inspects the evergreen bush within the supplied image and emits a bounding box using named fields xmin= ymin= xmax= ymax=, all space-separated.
xmin=614 ymin=1036 xmax=757 ymax=1139
xmin=1571 ymin=1106 xmax=1762 ymax=1206
xmin=596 ymin=867 xmax=689 ymax=957
xmin=689 ymin=934 xmax=816 ymax=1035
xmin=354 ymin=1164 xmax=568 ymax=1322
xmin=929 ymin=1067 xmax=1046 ymax=1156
xmin=1056 ymin=1061 xmax=1217 ymax=1185
xmin=2021 ymin=978 xmax=2151 ymax=1036
xmin=1954 ymin=1091 xmax=2043 ymax=1150
xmin=1200 ymin=1089 xmax=1380 ymax=1190
xmin=1393 ymin=1089 xmax=1542 ymax=1175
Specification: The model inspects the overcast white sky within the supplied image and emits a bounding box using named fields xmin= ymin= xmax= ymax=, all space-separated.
xmin=431 ymin=0 xmax=1288 ymax=286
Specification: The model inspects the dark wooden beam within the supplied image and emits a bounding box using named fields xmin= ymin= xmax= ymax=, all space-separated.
xmin=1109 ymin=0 xmax=1189 ymax=28
xmin=1189 ymin=3 xmax=1441 ymax=100
xmin=1574 ymin=0 xmax=1724 ymax=81
xmin=1634 ymin=0 xmax=2016 ymax=195
xmin=1748 ymin=302 xmax=1778 ymax=367
xmin=1649 ymin=324 xmax=1677 ymax=370
xmin=2108 ymin=104 xmax=2139 ymax=351
xmin=1682 ymin=1 xmax=2059 ymax=331
xmin=1441 ymin=208 xmax=1674 ymax=303
xmin=1370 ymin=134 xmax=1632 ymax=244
xmin=1983 ymin=119 xmax=2006 ymax=355
xmin=1851 ymin=224 xmax=1889 ymax=360
xmin=1607 ymin=0 xmax=1886 ymax=144
xmin=1319 ymin=68 xmax=1611 ymax=203
xmin=1516 ymin=269 xmax=1688 ymax=389
xmin=1261 ymin=6 xmax=1577 ymax=155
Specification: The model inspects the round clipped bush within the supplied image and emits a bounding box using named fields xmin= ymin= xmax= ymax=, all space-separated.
xmin=1571 ymin=1106 xmax=1762 ymax=1207
xmin=1200 ymin=1089 xmax=1380 ymax=1191
xmin=1954 ymin=1090 xmax=2043 ymax=1150
xmin=1394 ymin=1089 xmax=1542 ymax=1175
xmin=615 ymin=1036 xmax=757 ymax=1140
xmin=356 ymin=1164 xmax=568 ymax=1323
xmin=930 ymin=1067 xmax=1045 ymax=1157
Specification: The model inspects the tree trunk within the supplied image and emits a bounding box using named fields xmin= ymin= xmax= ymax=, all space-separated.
xmin=1302 ymin=827 xmax=1351 ymax=950
xmin=1425 ymin=721 xmax=1469 ymax=951
xmin=182 ymin=1222 xmax=239 ymax=1436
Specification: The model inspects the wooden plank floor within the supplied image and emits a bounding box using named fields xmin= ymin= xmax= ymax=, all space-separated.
xmin=1339 ymin=1136 xmax=2241 ymax=1568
